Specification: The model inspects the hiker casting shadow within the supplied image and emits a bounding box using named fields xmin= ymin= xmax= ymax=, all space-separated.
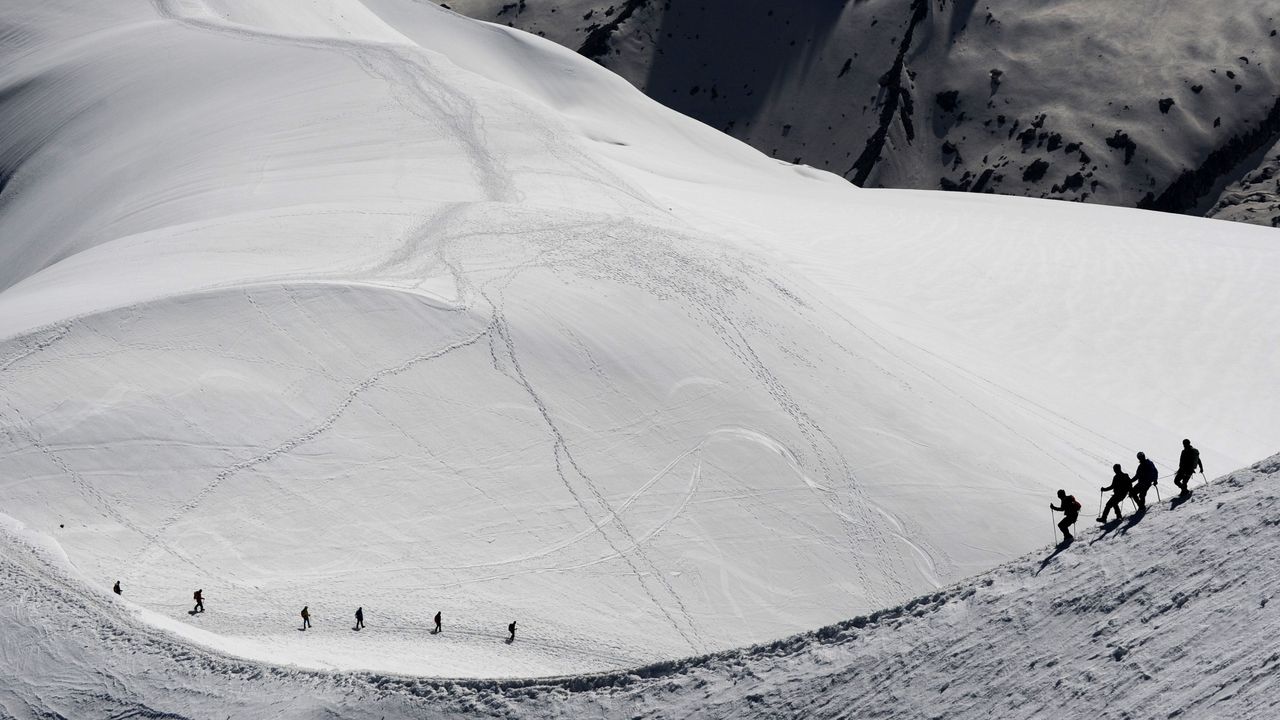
xmin=1173 ymin=439 xmax=1203 ymax=496
xmin=1050 ymin=489 xmax=1081 ymax=543
xmin=1098 ymin=464 xmax=1132 ymax=524
xmin=1131 ymin=451 xmax=1158 ymax=511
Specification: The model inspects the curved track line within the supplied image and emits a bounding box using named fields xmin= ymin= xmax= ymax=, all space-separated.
xmin=125 ymin=322 xmax=493 ymax=571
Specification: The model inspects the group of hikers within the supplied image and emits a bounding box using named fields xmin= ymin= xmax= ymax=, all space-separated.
xmin=110 ymin=582 xmax=518 ymax=640
xmin=104 ymin=439 xmax=1209 ymax=633
xmin=293 ymin=606 xmax=512 ymax=639
xmin=1049 ymin=438 xmax=1204 ymax=543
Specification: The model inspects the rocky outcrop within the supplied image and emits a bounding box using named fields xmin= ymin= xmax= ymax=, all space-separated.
xmin=447 ymin=0 xmax=1280 ymax=227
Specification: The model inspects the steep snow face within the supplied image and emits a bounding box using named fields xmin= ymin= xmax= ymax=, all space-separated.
xmin=1 ymin=0 xmax=1279 ymax=680
xmin=3 ymin=454 xmax=1277 ymax=717
xmin=450 ymin=0 xmax=1280 ymax=226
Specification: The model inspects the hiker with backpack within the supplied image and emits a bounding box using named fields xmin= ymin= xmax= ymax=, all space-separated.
xmin=1098 ymin=464 xmax=1132 ymax=523
xmin=1131 ymin=451 xmax=1159 ymax=511
xmin=354 ymin=606 xmax=364 ymax=631
xmin=1173 ymin=439 xmax=1203 ymax=496
xmin=1050 ymin=489 xmax=1082 ymax=542
xmin=301 ymin=605 xmax=311 ymax=630
xmin=192 ymin=589 xmax=204 ymax=614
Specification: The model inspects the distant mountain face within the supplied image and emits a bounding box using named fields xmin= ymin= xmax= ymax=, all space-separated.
xmin=446 ymin=0 xmax=1280 ymax=227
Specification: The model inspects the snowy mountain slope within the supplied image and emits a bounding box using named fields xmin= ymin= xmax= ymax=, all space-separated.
xmin=1 ymin=0 xmax=1279 ymax=683
xmin=449 ymin=0 xmax=1280 ymax=227
xmin=535 ymin=452 xmax=1280 ymax=719
xmin=565 ymin=450 xmax=1280 ymax=712
xmin=1209 ymin=136 xmax=1280 ymax=226
xmin=3 ymin=452 xmax=1277 ymax=718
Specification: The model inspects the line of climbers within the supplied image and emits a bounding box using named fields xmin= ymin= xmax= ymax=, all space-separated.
xmin=108 ymin=584 xmax=517 ymax=641
xmin=104 ymin=440 xmax=1210 ymax=626
xmin=1049 ymin=438 xmax=1204 ymax=543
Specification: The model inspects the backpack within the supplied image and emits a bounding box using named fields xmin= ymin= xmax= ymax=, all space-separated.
xmin=1065 ymin=495 xmax=1081 ymax=514
xmin=1138 ymin=460 xmax=1157 ymax=483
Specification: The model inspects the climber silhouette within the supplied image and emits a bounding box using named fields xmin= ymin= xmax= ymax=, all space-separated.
xmin=507 ymin=620 xmax=516 ymax=643
xmin=1173 ymin=439 xmax=1203 ymax=496
xmin=354 ymin=606 xmax=364 ymax=631
xmin=112 ymin=580 xmax=121 ymax=596
xmin=1131 ymin=451 xmax=1158 ymax=511
xmin=433 ymin=610 xmax=442 ymax=634
xmin=1050 ymin=489 xmax=1081 ymax=542
xmin=1098 ymin=464 xmax=1132 ymax=523
xmin=192 ymin=589 xmax=204 ymax=614
xmin=300 ymin=605 xmax=311 ymax=630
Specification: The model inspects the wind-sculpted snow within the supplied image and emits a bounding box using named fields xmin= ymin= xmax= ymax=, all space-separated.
xmin=1 ymin=0 xmax=1279 ymax=690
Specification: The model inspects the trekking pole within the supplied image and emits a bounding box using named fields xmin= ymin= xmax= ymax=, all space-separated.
xmin=1098 ymin=489 xmax=1104 ymax=519
xmin=1201 ymin=470 xmax=1210 ymax=488
xmin=1050 ymin=508 xmax=1057 ymax=544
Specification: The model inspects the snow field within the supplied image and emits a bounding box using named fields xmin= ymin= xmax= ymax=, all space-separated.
xmin=1 ymin=0 xmax=1278 ymax=680
xmin=3 ymin=453 xmax=1277 ymax=717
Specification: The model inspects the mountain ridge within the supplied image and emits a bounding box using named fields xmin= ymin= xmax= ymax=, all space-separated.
xmin=3 ymin=452 xmax=1276 ymax=716
xmin=448 ymin=0 xmax=1280 ymax=227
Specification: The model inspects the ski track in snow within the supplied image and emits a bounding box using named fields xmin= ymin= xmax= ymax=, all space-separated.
xmin=416 ymin=436 xmax=704 ymax=576
xmin=579 ymin=214 xmax=940 ymax=598
xmin=148 ymin=0 xmax=519 ymax=206
xmin=125 ymin=319 xmax=495 ymax=573
xmin=488 ymin=301 xmax=707 ymax=654
xmin=0 ymin=326 xmax=71 ymax=373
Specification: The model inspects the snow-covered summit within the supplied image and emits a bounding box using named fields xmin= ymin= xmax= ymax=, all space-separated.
xmin=1 ymin=0 xmax=1278 ymax=683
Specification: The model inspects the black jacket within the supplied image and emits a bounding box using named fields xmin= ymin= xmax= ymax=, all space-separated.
xmin=1051 ymin=495 xmax=1081 ymax=517
xmin=1134 ymin=459 xmax=1158 ymax=486
xmin=1179 ymin=446 xmax=1203 ymax=473
xmin=1103 ymin=472 xmax=1133 ymax=495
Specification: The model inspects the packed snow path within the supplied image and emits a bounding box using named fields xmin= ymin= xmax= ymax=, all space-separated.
xmin=2 ymin=455 xmax=1276 ymax=718
xmin=2 ymin=0 xmax=1279 ymax=680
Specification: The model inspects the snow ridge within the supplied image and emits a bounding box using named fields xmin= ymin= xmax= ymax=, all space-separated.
xmin=2 ymin=454 xmax=1276 ymax=717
